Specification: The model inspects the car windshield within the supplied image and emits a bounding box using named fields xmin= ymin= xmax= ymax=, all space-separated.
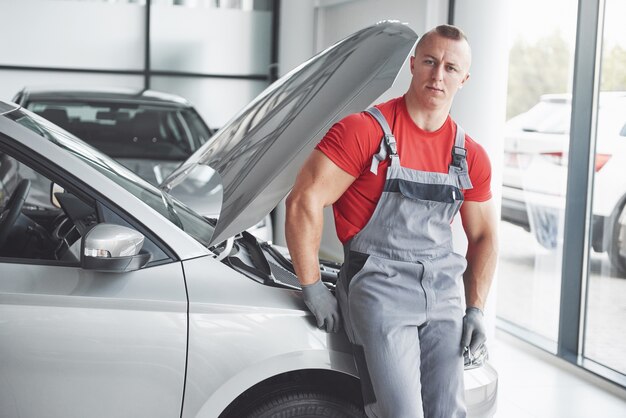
xmin=26 ymin=101 xmax=211 ymax=160
xmin=6 ymin=109 xmax=216 ymax=247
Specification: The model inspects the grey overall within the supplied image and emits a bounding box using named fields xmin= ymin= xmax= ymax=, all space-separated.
xmin=336 ymin=107 xmax=473 ymax=418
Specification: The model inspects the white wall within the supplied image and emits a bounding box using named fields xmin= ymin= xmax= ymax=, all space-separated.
xmin=0 ymin=0 xmax=145 ymax=70
xmin=0 ymin=0 xmax=273 ymax=129
xmin=278 ymin=0 xmax=316 ymax=76
xmin=451 ymin=0 xmax=509 ymax=339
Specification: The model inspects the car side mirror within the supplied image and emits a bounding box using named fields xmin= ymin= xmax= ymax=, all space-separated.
xmin=81 ymin=223 xmax=151 ymax=272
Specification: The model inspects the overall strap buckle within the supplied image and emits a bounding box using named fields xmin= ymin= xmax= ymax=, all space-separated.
xmin=450 ymin=124 xmax=473 ymax=190
xmin=451 ymin=145 xmax=467 ymax=168
xmin=365 ymin=107 xmax=397 ymax=175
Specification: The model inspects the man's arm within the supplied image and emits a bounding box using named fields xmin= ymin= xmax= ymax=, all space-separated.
xmin=459 ymin=199 xmax=498 ymax=354
xmin=285 ymin=149 xmax=356 ymax=285
xmin=459 ymin=199 xmax=498 ymax=310
xmin=285 ymin=149 xmax=355 ymax=332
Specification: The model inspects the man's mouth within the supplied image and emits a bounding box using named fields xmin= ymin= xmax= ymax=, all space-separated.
xmin=427 ymin=86 xmax=444 ymax=93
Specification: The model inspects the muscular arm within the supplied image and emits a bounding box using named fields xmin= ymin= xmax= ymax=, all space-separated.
xmin=460 ymin=199 xmax=498 ymax=310
xmin=285 ymin=150 xmax=356 ymax=285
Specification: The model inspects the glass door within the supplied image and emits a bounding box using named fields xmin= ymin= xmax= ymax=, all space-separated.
xmin=583 ymin=0 xmax=626 ymax=376
xmin=497 ymin=0 xmax=578 ymax=346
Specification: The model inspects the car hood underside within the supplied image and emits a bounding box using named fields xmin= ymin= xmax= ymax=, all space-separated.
xmin=162 ymin=21 xmax=418 ymax=246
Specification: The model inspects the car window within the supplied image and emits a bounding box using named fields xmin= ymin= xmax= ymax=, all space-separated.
xmin=0 ymin=156 xmax=85 ymax=262
xmin=0 ymin=150 xmax=170 ymax=265
xmin=6 ymin=109 xmax=216 ymax=247
xmin=0 ymin=152 xmax=18 ymax=207
xmin=26 ymin=101 xmax=211 ymax=161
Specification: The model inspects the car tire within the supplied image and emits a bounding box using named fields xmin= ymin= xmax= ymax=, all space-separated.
xmin=527 ymin=204 xmax=559 ymax=249
xmin=608 ymin=202 xmax=626 ymax=277
xmin=243 ymin=390 xmax=366 ymax=418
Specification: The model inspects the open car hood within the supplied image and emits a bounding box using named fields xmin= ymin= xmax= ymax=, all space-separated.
xmin=162 ymin=21 xmax=418 ymax=246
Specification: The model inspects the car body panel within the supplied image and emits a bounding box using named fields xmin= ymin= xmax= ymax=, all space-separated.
xmin=0 ymin=261 xmax=188 ymax=418
xmin=163 ymin=21 xmax=418 ymax=245
xmin=464 ymin=362 xmax=499 ymax=418
xmin=180 ymin=255 xmax=358 ymax=417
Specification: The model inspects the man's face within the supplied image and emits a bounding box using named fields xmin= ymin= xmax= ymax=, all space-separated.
xmin=409 ymin=33 xmax=471 ymax=110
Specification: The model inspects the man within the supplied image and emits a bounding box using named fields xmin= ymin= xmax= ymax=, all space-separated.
xmin=285 ymin=24 xmax=498 ymax=418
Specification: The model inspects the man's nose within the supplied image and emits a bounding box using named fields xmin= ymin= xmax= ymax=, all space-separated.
xmin=431 ymin=64 xmax=444 ymax=81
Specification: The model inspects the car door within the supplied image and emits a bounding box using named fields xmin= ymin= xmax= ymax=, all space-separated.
xmin=0 ymin=150 xmax=188 ymax=418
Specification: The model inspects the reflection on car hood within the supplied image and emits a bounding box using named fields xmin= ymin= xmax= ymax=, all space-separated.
xmin=163 ymin=21 xmax=418 ymax=246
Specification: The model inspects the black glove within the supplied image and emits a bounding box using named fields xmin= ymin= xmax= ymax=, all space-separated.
xmin=301 ymin=279 xmax=341 ymax=333
xmin=461 ymin=307 xmax=486 ymax=355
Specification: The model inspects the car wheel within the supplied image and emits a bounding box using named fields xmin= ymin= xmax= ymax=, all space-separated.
xmin=608 ymin=203 xmax=626 ymax=277
xmin=243 ymin=390 xmax=366 ymax=418
xmin=527 ymin=204 xmax=559 ymax=249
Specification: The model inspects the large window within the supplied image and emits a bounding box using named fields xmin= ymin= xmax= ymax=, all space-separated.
xmin=497 ymin=0 xmax=578 ymax=347
xmin=497 ymin=0 xmax=626 ymax=387
xmin=584 ymin=0 xmax=626 ymax=377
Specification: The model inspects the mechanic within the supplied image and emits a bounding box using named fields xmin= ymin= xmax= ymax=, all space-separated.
xmin=285 ymin=24 xmax=498 ymax=417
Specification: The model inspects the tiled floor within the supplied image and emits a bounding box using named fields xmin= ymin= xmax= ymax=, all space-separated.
xmin=490 ymin=330 xmax=626 ymax=418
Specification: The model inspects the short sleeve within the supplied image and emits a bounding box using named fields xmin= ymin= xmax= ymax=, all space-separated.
xmin=315 ymin=113 xmax=381 ymax=178
xmin=463 ymin=138 xmax=492 ymax=202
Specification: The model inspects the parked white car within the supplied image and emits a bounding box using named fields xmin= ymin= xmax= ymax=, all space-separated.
xmin=501 ymin=92 xmax=626 ymax=275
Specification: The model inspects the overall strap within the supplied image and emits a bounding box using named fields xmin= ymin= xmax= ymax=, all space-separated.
xmin=365 ymin=107 xmax=398 ymax=175
xmin=449 ymin=124 xmax=473 ymax=190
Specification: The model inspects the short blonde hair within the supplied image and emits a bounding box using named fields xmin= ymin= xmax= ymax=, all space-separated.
xmin=416 ymin=24 xmax=468 ymax=50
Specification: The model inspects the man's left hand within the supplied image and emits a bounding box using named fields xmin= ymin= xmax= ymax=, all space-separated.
xmin=461 ymin=307 xmax=486 ymax=354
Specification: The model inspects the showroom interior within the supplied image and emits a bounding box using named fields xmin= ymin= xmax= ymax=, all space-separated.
xmin=0 ymin=0 xmax=625 ymax=417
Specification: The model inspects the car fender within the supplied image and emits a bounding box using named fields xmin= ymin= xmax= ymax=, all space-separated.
xmin=188 ymin=348 xmax=358 ymax=418
xmin=181 ymin=255 xmax=358 ymax=418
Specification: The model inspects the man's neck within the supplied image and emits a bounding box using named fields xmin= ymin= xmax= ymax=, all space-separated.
xmin=404 ymin=93 xmax=451 ymax=132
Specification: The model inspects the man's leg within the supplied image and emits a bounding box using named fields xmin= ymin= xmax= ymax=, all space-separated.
xmin=356 ymin=324 xmax=424 ymax=418
xmin=418 ymin=316 xmax=466 ymax=418
xmin=348 ymin=259 xmax=427 ymax=418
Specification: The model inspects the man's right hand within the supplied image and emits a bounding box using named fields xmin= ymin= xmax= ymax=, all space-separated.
xmin=301 ymin=279 xmax=341 ymax=333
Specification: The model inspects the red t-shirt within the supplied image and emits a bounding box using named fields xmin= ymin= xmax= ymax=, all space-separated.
xmin=315 ymin=96 xmax=492 ymax=244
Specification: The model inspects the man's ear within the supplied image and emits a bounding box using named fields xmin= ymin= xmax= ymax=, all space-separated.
xmin=461 ymin=72 xmax=470 ymax=87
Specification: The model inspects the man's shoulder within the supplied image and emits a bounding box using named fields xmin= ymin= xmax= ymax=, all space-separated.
xmin=462 ymin=133 xmax=487 ymax=157
xmin=449 ymin=119 xmax=491 ymax=167
xmin=450 ymin=119 xmax=484 ymax=153
xmin=341 ymin=96 xmax=403 ymax=125
xmin=458 ymin=131 xmax=491 ymax=174
xmin=375 ymin=96 xmax=404 ymax=119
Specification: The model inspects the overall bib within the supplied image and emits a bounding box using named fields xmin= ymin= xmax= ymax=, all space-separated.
xmin=336 ymin=107 xmax=473 ymax=418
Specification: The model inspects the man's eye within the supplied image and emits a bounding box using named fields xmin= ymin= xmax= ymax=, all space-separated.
xmin=447 ymin=66 xmax=457 ymax=72
xmin=424 ymin=60 xmax=434 ymax=65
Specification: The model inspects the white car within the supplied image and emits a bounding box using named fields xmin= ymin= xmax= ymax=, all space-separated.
xmin=501 ymin=92 xmax=626 ymax=275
